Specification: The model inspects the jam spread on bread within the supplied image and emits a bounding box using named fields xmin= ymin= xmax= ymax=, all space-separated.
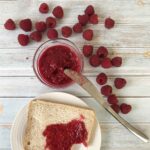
xmin=43 ymin=119 xmax=88 ymax=150
xmin=38 ymin=45 xmax=82 ymax=87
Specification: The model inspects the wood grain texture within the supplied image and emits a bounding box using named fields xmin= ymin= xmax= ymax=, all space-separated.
xmin=0 ymin=0 xmax=150 ymax=149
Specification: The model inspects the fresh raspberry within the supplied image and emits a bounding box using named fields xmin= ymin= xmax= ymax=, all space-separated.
xmin=46 ymin=17 xmax=56 ymax=28
xmin=96 ymin=46 xmax=108 ymax=58
xmin=4 ymin=19 xmax=16 ymax=30
xmin=82 ymin=45 xmax=93 ymax=57
xmin=78 ymin=14 xmax=89 ymax=26
xmin=30 ymin=31 xmax=42 ymax=42
xmin=19 ymin=19 xmax=32 ymax=32
xmin=35 ymin=21 xmax=47 ymax=32
xmin=52 ymin=6 xmax=64 ymax=19
xmin=101 ymin=58 xmax=112 ymax=69
xmin=84 ymin=5 xmax=95 ymax=16
xmin=89 ymin=55 xmax=101 ymax=67
xmin=18 ymin=34 xmax=29 ymax=46
xmin=114 ymin=78 xmax=126 ymax=89
xmin=47 ymin=29 xmax=58 ymax=40
xmin=73 ymin=23 xmax=83 ymax=33
xmin=111 ymin=57 xmax=122 ymax=67
xmin=101 ymin=85 xmax=112 ymax=96
xmin=107 ymin=94 xmax=118 ymax=104
xmin=120 ymin=103 xmax=132 ymax=114
xmin=96 ymin=73 xmax=107 ymax=85
xmin=39 ymin=3 xmax=49 ymax=14
xmin=83 ymin=29 xmax=93 ymax=41
xmin=89 ymin=14 xmax=99 ymax=24
xmin=105 ymin=17 xmax=115 ymax=29
xmin=111 ymin=104 xmax=120 ymax=113
xmin=61 ymin=26 xmax=72 ymax=38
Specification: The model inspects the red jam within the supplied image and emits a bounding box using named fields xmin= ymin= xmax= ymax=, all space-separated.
xmin=43 ymin=119 xmax=88 ymax=150
xmin=38 ymin=45 xmax=82 ymax=87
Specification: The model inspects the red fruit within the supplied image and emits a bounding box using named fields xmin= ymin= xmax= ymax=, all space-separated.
xmin=18 ymin=34 xmax=29 ymax=46
xmin=39 ymin=3 xmax=49 ymax=13
xmin=101 ymin=58 xmax=112 ymax=69
xmin=61 ymin=26 xmax=72 ymax=38
xmin=96 ymin=73 xmax=107 ymax=85
xmin=19 ymin=19 xmax=32 ymax=32
xmin=46 ymin=17 xmax=56 ymax=28
xmin=89 ymin=14 xmax=99 ymax=24
xmin=83 ymin=45 xmax=93 ymax=57
xmin=35 ymin=21 xmax=47 ymax=32
xmin=73 ymin=23 xmax=83 ymax=33
xmin=52 ymin=6 xmax=64 ymax=19
xmin=89 ymin=55 xmax=101 ymax=67
xmin=101 ymin=85 xmax=112 ymax=96
xmin=96 ymin=46 xmax=108 ymax=58
xmin=111 ymin=57 xmax=122 ymax=67
xmin=120 ymin=103 xmax=132 ymax=114
xmin=84 ymin=5 xmax=95 ymax=16
xmin=83 ymin=29 xmax=93 ymax=41
xmin=4 ymin=19 xmax=16 ymax=30
xmin=30 ymin=31 xmax=42 ymax=42
xmin=47 ymin=29 xmax=58 ymax=40
xmin=107 ymin=94 xmax=118 ymax=104
xmin=78 ymin=14 xmax=89 ymax=26
xmin=114 ymin=78 xmax=126 ymax=89
xmin=111 ymin=104 xmax=120 ymax=113
xmin=105 ymin=17 xmax=115 ymax=29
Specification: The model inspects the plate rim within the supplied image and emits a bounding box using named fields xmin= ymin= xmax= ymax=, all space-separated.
xmin=10 ymin=92 xmax=101 ymax=150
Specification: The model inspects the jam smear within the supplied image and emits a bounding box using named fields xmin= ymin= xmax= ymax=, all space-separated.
xmin=43 ymin=119 xmax=88 ymax=150
xmin=38 ymin=45 xmax=81 ymax=87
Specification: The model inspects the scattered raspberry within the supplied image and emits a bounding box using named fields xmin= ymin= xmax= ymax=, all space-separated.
xmin=111 ymin=57 xmax=122 ymax=67
xmin=101 ymin=58 xmax=112 ymax=69
xmin=89 ymin=14 xmax=99 ymax=24
xmin=35 ymin=21 xmax=47 ymax=32
xmin=96 ymin=46 xmax=108 ymax=58
xmin=61 ymin=26 xmax=72 ymax=38
xmin=73 ymin=23 xmax=83 ymax=33
xmin=78 ymin=14 xmax=89 ymax=26
xmin=96 ymin=73 xmax=107 ymax=85
xmin=107 ymin=94 xmax=118 ymax=104
xmin=19 ymin=19 xmax=32 ymax=32
xmin=89 ymin=55 xmax=101 ymax=67
xmin=101 ymin=85 xmax=112 ymax=96
xmin=114 ymin=78 xmax=126 ymax=89
xmin=4 ymin=19 xmax=16 ymax=30
xmin=105 ymin=17 xmax=115 ymax=29
xmin=46 ymin=17 xmax=56 ymax=28
xmin=84 ymin=5 xmax=95 ymax=16
xmin=47 ymin=28 xmax=58 ymax=40
xmin=82 ymin=45 xmax=93 ymax=57
xmin=30 ymin=31 xmax=42 ymax=42
xmin=18 ymin=34 xmax=29 ymax=46
xmin=52 ymin=6 xmax=64 ymax=19
xmin=111 ymin=104 xmax=120 ymax=113
xmin=39 ymin=3 xmax=49 ymax=13
xmin=120 ymin=103 xmax=132 ymax=114
xmin=83 ymin=29 xmax=93 ymax=41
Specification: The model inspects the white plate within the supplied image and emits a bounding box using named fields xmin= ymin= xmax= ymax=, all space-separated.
xmin=10 ymin=92 xmax=101 ymax=150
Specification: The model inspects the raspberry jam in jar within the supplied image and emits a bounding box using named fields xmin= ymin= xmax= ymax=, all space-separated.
xmin=33 ymin=38 xmax=83 ymax=88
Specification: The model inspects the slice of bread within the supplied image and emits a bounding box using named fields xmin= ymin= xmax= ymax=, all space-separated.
xmin=24 ymin=99 xmax=96 ymax=150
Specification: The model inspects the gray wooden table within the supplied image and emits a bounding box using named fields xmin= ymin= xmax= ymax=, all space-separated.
xmin=0 ymin=0 xmax=150 ymax=149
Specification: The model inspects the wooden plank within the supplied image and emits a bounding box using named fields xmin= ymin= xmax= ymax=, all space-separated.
xmin=1 ymin=0 xmax=150 ymax=24
xmin=0 ymin=47 xmax=150 ymax=76
xmin=0 ymin=123 xmax=150 ymax=149
xmin=0 ymin=76 xmax=150 ymax=97
xmin=0 ymin=97 xmax=150 ymax=124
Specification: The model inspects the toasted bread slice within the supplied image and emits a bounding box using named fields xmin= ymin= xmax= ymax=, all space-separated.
xmin=24 ymin=99 xmax=96 ymax=150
